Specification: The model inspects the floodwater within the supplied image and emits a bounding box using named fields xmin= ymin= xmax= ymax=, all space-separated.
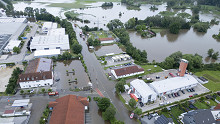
xmin=54 ymin=60 xmax=90 ymax=90
xmin=94 ymin=44 xmax=123 ymax=56
xmin=13 ymin=1 xmax=220 ymax=63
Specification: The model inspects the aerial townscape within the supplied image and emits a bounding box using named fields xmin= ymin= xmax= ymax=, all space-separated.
xmin=0 ymin=0 xmax=220 ymax=124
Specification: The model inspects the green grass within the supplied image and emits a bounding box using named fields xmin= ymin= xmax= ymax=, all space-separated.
xmin=177 ymin=12 xmax=191 ymax=19
xmin=151 ymin=28 xmax=164 ymax=33
xmin=117 ymin=93 xmax=133 ymax=111
xmin=159 ymin=11 xmax=176 ymax=16
xmin=89 ymin=31 xmax=115 ymax=39
xmin=200 ymin=5 xmax=220 ymax=15
xmin=64 ymin=11 xmax=80 ymax=18
xmin=195 ymin=71 xmax=220 ymax=92
xmin=216 ymin=96 xmax=220 ymax=101
xmin=170 ymin=106 xmax=184 ymax=119
xmin=206 ymin=99 xmax=218 ymax=106
xmin=193 ymin=101 xmax=210 ymax=109
xmin=140 ymin=64 xmax=163 ymax=75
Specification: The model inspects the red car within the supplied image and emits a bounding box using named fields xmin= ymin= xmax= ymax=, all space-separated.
xmin=189 ymin=95 xmax=193 ymax=97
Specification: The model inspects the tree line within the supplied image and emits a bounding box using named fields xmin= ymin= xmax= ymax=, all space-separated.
xmin=197 ymin=0 xmax=220 ymax=7
xmin=107 ymin=19 xmax=148 ymax=63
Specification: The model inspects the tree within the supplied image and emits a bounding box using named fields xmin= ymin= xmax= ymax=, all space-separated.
xmin=212 ymin=52 xmax=219 ymax=60
xmin=97 ymin=97 xmax=111 ymax=112
xmin=87 ymin=96 xmax=91 ymax=102
xmin=134 ymin=108 xmax=142 ymax=115
xmin=129 ymin=98 xmax=137 ymax=108
xmin=107 ymin=19 xmax=124 ymax=30
xmin=41 ymin=88 xmax=45 ymax=93
xmin=192 ymin=6 xmax=200 ymax=14
xmin=169 ymin=22 xmax=181 ymax=34
xmin=115 ymin=82 xmax=125 ymax=93
xmin=167 ymin=0 xmax=176 ymax=7
xmin=102 ymin=106 xmax=116 ymax=121
xmin=20 ymin=90 xmax=24 ymax=94
xmin=72 ymin=43 xmax=82 ymax=54
xmin=13 ymin=46 xmax=20 ymax=53
xmin=48 ymin=89 xmax=52 ymax=92
xmin=207 ymin=48 xmax=214 ymax=57
xmin=125 ymin=17 xmax=136 ymax=29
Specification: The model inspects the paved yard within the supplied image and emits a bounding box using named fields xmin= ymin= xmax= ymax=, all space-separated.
xmin=94 ymin=44 xmax=123 ymax=57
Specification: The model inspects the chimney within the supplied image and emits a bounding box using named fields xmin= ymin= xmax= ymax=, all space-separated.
xmin=178 ymin=59 xmax=188 ymax=77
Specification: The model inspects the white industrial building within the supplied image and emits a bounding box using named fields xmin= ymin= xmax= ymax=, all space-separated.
xmin=111 ymin=65 xmax=144 ymax=79
xmin=149 ymin=74 xmax=199 ymax=96
xmin=34 ymin=49 xmax=61 ymax=58
xmin=3 ymin=40 xmax=21 ymax=53
xmin=42 ymin=22 xmax=57 ymax=34
xmin=112 ymin=54 xmax=131 ymax=62
xmin=47 ymin=28 xmax=65 ymax=36
xmin=130 ymin=79 xmax=157 ymax=103
xmin=30 ymin=35 xmax=70 ymax=52
xmin=18 ymin=58 xmax=53 ymax=89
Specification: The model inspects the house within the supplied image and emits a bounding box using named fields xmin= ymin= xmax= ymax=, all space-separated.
xmin=211 ymin=104 xmax=220 ymax=121
xmin=182 ymin=109 xmax=216 ymax=124
xmin=98 ymin=37 xmax=115 ymax=44
xmin=154 ymin=114 xmax=174 ymax=124
xmin=18 ymin=58 xmax=53 ymax=89
xmin=130 ymin=79 xmax=157 ymax=103
xmin=34 ymin=49 xmax=61 ymax=58
xmin=48 ymin=95 xmax=89 ymax=124
xmin=111 ymin=65 xmax=144 ymax=79
xmin=3 ymin=40 xmax=21 ymax=53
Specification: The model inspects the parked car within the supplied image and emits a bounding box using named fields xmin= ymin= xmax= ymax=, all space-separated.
xmin=186 ymin=89 xmax=191 ymax=92
xmin=193 ymin=93 xmax=198 ymax=96
xmin=171 ymin=93 xmax=175 ymax=98
xmin=181 ymin=90 xmax=185 ymax=94
xmin=55 ymin=78 xmax=60 ymax=82
xmin=191 ymin=88 xmax=195 ymax=92
xmin=139 ymin=102 xmax=144 ymax=107
xmin=130 ymin=113 xmax=134 ymax=119
xmin=148 ymin=114 xmax=153 ymax=120
xmin=177 ymin=92 xmax=180 ymax=96
xmin=189 ymin=95 xmax=193 ymax=97
xmin=174 ymin=93 xmax=178 ymax=97
xmin=168 ymin=94 xmax=171 ymax=98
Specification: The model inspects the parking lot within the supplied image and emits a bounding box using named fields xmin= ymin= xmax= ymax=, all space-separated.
xmin=94 ymin=44 xmax=123 ymax=57
xmin=105 ymin=56 xmax=134 ymax=67
xmin=144 ymin=69 xmax=178 ymax=81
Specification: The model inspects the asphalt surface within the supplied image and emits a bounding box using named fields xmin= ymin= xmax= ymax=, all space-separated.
xmin=73 ymin=25 xmax=138 ymax=124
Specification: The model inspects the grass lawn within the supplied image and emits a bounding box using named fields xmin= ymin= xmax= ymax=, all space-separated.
xmin=161 ymin=111 xmax=179 ymax=124
xmin=200 ymin=5 xmax=220 ymax=15
xmin=177 ymin=12 xmax=191 ymax=19
xmin=159 ymin=11 xmax=176 ymax=16
xmin=195 ymin=71 xmax=220 ymax=92
xmin=193 ymin=101 xmax=210 ymax=109
xmin=64 ymin=11 xmax=80 ymax=18
xmin=140 ymin=64 xmax=163 ymax=75
xmin=216 ymin=96 xmax=220 ymax=101
xmin=206 ymin=99 xmax=218 ymax=106
xmin=151 ymin=28 xmax=165 ymax=33
xmin=89 ymin=31 xmax=116 ymax=39
xmin=170 ymin=106 xmax=184 ymax=119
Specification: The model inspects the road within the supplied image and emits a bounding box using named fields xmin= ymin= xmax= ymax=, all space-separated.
xmin=73 ymin=25 xmax=138 ymax=124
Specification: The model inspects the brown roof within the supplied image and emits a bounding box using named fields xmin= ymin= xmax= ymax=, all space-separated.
xmin=113 ymin=66 xmax=144 ymax=77
xmin=49 ymin=95 xmax=89 ymax=124
xmin=18 ymin=71 xmax=52 ymax=83
xmin=4 ymin=110 xmax=14 ymax=114
xmin=25 ymin=58 xmax=40 ymax=73
xmin=214 ymin=104 xmax=220 ymax=110
xmin=98 ymin=37 xmax=114 ymax=41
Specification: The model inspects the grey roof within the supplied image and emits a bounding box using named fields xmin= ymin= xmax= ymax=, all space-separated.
xmin=0 ymin=34 xmax=11 ymax=54
xmin=36 ymin=58 xmax=52 ymax=72
xmin=183 ymin=109 xmax=216 ymax=124
xmin=154 ymin=115 xmax=173 ymax=124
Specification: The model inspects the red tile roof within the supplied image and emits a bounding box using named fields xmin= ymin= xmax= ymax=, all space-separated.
xmin=4 ymin=110 xmax=14 ymax=114
xmin=113 ymin=66 xmax=144 ymax=77
xmin=18 ymin=71 xmax=52 ymax=83
xmin=214 ymin=104 xmax=220 ymax=110
xmin=98 ymin=37 xmax=114 ymax=41
xmin=49 ymin=95 xmax=89 ymax=124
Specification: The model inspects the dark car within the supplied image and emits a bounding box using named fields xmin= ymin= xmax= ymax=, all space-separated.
xmin=186 ymin=89 xmax=191 ymax=92
xmin=193 ymin=93 xmax=198 ymax=96
xmin=189 ymin=89 xmax=193 ymax=92
xmin=177 ymin=92 xmax=180 ymax=96
xmin=55 ymin=78 xmax=60 ymax=82
xmin=168 ymin=94 xmax=171 ymax=98
xmin=148 ymin=114 xmax=153 ymax=120
xmin=139 ymin=102 xmax=144 ymax=107
xmin=181 ymin=90 xmax=185 ymax=94
xmin=171 ymin=93 xmax=175 ymax=98
xmin=174 ymin=93 xmax=178 ymax=97
xmin=191 ymin=88 xmax=195 ymax=92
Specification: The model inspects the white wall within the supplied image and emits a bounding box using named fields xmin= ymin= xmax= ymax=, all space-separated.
xmin=111 ymin=70 xmax=144 ymax=79
xmin=101 ymin=40 xmax=115 ymax=44
xmin=19 ymin=79 xmax=53 ymax=89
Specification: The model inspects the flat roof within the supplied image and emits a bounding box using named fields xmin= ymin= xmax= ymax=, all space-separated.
xmin=0 ymin=18 xmax=26 ymax=23
xmin=150 ymin=74 xmax=199 ymax=94
xmin=47 ymin=28 xmax=65 ymax=36
xmin=34 ymin=49 xmax=60 ymax=57
xmin=12 ymin=99 xmax=30 ymax=107
xmin=37 ymin=58 xmax=52 ymax=72
xmin=130 ymin=79 xmax=156 ymax=98
xmin=4 ymin=40 xmax=21 ymax=50
xmin=31 ymin=35 xmax=69 ymax=45
xmin=0 ymin=34 xmax=11 ymax=53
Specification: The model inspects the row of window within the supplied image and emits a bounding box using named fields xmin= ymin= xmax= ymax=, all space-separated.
xmin=44 ymin=47 xmax=60 ymax=50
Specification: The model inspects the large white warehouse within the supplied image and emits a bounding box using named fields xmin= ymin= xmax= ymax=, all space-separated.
xmin=30 ymin=35 xmax=70 ymax=52
xmin=149 ymin=74 xmax=199 ymax=96
xmin=130 ymin=79 xmax=157 ymax=103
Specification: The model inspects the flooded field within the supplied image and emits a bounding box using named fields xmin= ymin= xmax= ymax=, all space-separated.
xmin=54 ymin=60 xmax=89 ymax=90
xmin=94 ymin=44 xmax=123 ymax=56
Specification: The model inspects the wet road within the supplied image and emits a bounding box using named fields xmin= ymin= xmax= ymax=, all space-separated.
xmin=73 ymin=25 xmax=138 ymax=124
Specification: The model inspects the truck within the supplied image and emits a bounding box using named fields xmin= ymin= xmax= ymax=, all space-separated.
xmin=48 ymin=91 xmax=59 ymax=96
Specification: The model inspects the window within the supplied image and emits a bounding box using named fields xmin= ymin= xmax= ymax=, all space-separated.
xmin=44 ymin=48 xmax=49 ymax=50
xmin=56 ymin=47 xmax=60 ymax=49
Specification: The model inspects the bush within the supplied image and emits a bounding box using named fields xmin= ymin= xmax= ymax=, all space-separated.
xmin=87 ymin=96 xmax=91 ymax=102
xmin=129 ymin=98 xmax=137 ymax=108
xmin=93 ymin=97 xmax=101 ymax=101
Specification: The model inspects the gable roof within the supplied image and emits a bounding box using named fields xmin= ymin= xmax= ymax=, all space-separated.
xmin=49 ymin=95 xmax=89 ymax=124
xmin=155 ymin=115 xmax=173 ymax=124
xmin=113 ymin=66 xmax=144 ymax=77
xmin=25 ymin=58 xmax=52 ymax=73
xmin=98 ymin=37 xmax=114 ymax=41
xmin=183 ymin=109 xmax=216 ymax=124
xmin=214 ymin=104 xmax=220 ymax=110
xmin=18 ymin=71 xmax=52 ymax=83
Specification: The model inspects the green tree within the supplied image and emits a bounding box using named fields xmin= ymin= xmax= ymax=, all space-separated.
xmin=20 ymin=90 xmax=24 ymax=94
xmin=207 ymin=48 xmax=214 ymax=57
xmin=169 ymin=22 xmax=181 ymax=34
xmin=162 ymin=57 xmax=175 ymax=69
xmin=48 ymin=89 xmax=52 ymax=92
xmin=129 ymin=98 xmax=137 ymax=108
xmin=125 ymin=17 xmax=136 ymax=29
xmin=107 ymin=19 xmax=124 ymax=30
xmin=212 ymin=52 xmax=219 ymax=60
xmin=87 ymin=96 xmax=91 ymax=102
xmin=41 ymin=88 xmax=45 ymax=93
xmin=134 ymin=108 xmax=142 ymax=115
xmin=115 ymin=82 xmax=125 ymax=93
xmin=97 ymin=97 xmax=111 ymax=112
xmin=72 ymin=43 xmax=82 ymax=54
xmin=102 ymin=106 xmax=116 ymax=121
xmin=13 ymin=46 xmax=20 ymax=53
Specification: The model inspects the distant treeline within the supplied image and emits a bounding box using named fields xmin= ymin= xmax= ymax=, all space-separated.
xmin=101 ymin=2 xmax=113 ymax=7
xmin=197 ymin=0 xmax=220 ymax=7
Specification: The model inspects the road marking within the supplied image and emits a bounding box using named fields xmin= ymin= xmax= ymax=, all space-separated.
xmin=95 ymin=88 xmax=104 ymax=97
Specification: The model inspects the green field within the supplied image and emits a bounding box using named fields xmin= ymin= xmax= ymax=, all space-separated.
xmin=159 ymin=11 xmax=176 ymax=16
xmin=195 ymin=71 xmax=220 ymax=92
xmin=89 ymin=31 xmax=116 ymax=39
xmin=170 ymin=106 xmax=184 ymax=119
xmin=48 ymin=0 xmax=120 ymax=9
xmin=193 ymin=101 xmax=210 ymax=109
xmin=140 ymin=64 xmax=163 ymax=75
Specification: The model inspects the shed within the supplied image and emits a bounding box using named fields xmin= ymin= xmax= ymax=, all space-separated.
xmin=12 ymin=99 xmax=30 ymax=107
